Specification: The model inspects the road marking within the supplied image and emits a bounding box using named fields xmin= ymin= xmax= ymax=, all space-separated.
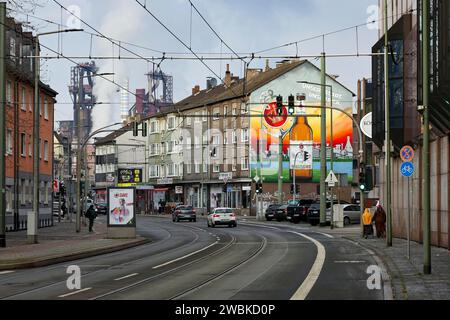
xmin=114 ymin=273 xmax=139 ymax=281
xmin=58 ymin=287 xmax=92 ymax=298
xmin=334 ymin=260 xmax=366 ymax=264
xmin=0 ymin=271 xmax=14 ymax=275
xmin=152 ymin=241 xmax=219 ymax=269
xmin=315 ymin=232 xmax=334 ymax=239
xmin=289 ymin=231 xmax=326 ymax=300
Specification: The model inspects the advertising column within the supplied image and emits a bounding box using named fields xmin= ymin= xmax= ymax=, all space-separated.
xmin=107 ymin=187 xmax=136 ymax=239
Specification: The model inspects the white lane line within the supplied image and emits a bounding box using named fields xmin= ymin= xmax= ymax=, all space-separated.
xmin=114 ymin=273 xmax=139 ymax=281
xmin=58 ymin=287 xmax=92 ymax=298
xmin=0 ymin=271 xmax=15 ymax=275
xmin=334 ymin=260 xmax=366 ymax=264
xmin=289 ymin=231 xmax=326 ymax=300
xmin=152 ymin=241 xmax=219 ymax=269
xmin=315 ymin=232 xmax=334 ymax=239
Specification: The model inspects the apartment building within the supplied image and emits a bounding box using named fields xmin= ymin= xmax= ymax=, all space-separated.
xmin=4 ymin=18 xmax=58 ymax=231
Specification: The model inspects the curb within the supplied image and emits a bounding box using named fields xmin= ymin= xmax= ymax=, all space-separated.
xmin=342 ymin=236 xmax=394 ymax=300
xmin=0 ymin=237 xmax=151 ymax=271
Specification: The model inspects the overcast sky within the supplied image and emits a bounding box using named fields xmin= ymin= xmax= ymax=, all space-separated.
xmin=12 ymin=0 xmax=379 ymax=131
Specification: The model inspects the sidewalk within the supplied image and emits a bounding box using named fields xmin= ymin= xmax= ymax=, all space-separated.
xmin=0 ymin=216 xmax=149 ymax=271
xmin=323 ymin=225 xmax=450 ymax=300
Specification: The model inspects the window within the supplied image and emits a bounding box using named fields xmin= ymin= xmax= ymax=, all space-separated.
xmin=21 ymin=87 xmax=26 ymax=111
xmin=212 ymin=135 xmax=220 ymax=145
xmin=20 ymin=133 xmax=26 ymax=156
xmin=242 ymin=103 xmax=249 ymax=114
xmin=232 ymin=131 xmax=237 ymax=143
xmin=150 ymin=120 xmax=159 ymax=133
xmin=195 ymin=162 xmax=200 ymax=173
xmin=241 ymin=157 xmax=249 ymax=170
xmin=186 ymin=163 xmax=192 ymax=174
xmin=44 ymin=98 xmax=49 ymax=120
xmin=194 ymin=136 xmax=200 ymax=149
xmin=185 ymin=137 xmax=192 ymax=150
xmin=213 ymin=164 xmax=220 ymax=173
xmin=186 ymin=114 xmax=192 ymax=126
xmin=6 ymin=81 xmax=12 ymax=104
xmin=241 ymin=128 xmax=249 ymax=142
xmin=44 ymin=140 xmax=49 ymax=161
xmin=195 ymin=111 xmax=200 ymax=123
xmin=224 ymin=105 xmax=229 ymax=116
xmin=150 ymin=165 xmax=160 ymax=178
xmin=202 ymin=110 xmax=207 ymax=122
xmin=29 ymin=135 xmax=32 ymax=156
xmin=213 ymin=109 xmax=220 ymax=120
xmin=232 ymin=105 xmax=237 ymax=115
xmin=9 ymin=37 xmax=16 ymax=61
xmin=179 ymin=164 xmax=183 ymax=176
xmin=6 ymin=129 xmax=12 ymax=154
xmin=167 ymin=116 xmax=176 ymax=130
xmin=39 ymin=139 xmax=42 ymax=159
xmin=232 ymin=159 xmax=237 ymax=171
xmin=203 ymin=162 xmax=208 ymax=173
xmin=28 ymin=91 xmax=32 ymax=112
xmin=224 ymin=131 xmax=228 ymax=144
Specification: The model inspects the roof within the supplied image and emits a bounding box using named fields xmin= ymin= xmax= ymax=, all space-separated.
xmin=94 ymin=123 xmax=131 ymax=145
xmin=174 ymin=60 xmax=307 ymax=111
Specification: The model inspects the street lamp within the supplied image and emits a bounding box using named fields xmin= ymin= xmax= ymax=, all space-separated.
xmin=29 ymin=28 xmax=83 ymax=244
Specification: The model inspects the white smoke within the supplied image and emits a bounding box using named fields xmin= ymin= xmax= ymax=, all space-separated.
xmin=92 ymin=1 xmax=146 ymax=134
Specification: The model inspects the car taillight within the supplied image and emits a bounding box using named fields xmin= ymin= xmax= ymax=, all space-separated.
xmin=213 ymin=214 xmax=220 ymax=218
xmin=230 ymin=213 xmax=235 ymax=217
xmin=192 ymin=210 xmax=196 ymax=213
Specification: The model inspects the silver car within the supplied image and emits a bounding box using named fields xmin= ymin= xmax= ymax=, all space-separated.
xmin=327 ymin=204 xmax=361 ymax=225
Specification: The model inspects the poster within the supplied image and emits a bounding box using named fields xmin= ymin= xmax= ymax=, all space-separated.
xmin=107 ymin=187 xmax=136 ymax=227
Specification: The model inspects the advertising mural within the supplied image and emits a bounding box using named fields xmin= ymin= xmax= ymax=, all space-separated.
xmin=117 ymin=168 xmax=142 ymax=186
xmin=250 ymin=64 xmax=354 ymax=184
xmin=108 ymin=187 xmax=136 ymax=227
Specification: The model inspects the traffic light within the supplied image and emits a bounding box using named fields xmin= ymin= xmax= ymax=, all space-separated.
xmin=133 ymin=122 xmax=139 ymax=137
xmin=276 ymin=95 xmax=283 ymax=116
xmin=296 ymin=184 xmax=300 ymax=194
xmin=359 ymin=162 xmax=366 ymax=191
xmin=255 ymin=182 xmax=263 ymax=194
xmin=288 ymin=94 xmax=295 ymax=115
xmin=290 ymin=183 xmax=294 ymax=194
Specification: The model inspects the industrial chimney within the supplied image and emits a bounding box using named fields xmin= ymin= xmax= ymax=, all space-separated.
xmin=120 ymin=78 xmax=130 ymax=123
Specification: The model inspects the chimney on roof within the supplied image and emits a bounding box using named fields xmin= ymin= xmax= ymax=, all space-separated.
xmin=224 ymin=64 xmax=231 ymax=87
xmin=192 ymin=85 xmax=200 ymax=95
xmin=265 ymin=59 xmax=271 ymax=72
xmin=246 ymin=68 xmax=262 ymax=80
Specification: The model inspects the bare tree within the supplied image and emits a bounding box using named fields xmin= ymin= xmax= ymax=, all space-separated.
xmin=7 ymin=0 xmax=46 ymax=14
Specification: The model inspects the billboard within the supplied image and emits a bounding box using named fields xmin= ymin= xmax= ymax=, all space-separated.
xmin=117 ymin=168 xmax=142 ymax=186
xmin=249 ymin=67 xmax=354 ymax=184
xmin=107 ymin=187 xmax=136 ymax=227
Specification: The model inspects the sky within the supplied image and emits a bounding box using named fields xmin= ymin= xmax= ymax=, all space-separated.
xmin=11 ymin=0 xmax=380 ymax=132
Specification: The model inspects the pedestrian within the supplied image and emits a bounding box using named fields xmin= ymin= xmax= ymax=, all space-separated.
xmin=85 ymin=204 xmax=97 ymax=232
xmin=158 ymin=199 xmax=163 ymax=214
xmin=61 ymin=201 xmax=67 ymax=218
xmin=362 ymin=208 xmax=373 ymax=239
xmin=372 ymin=201 xmax=387 ymax=238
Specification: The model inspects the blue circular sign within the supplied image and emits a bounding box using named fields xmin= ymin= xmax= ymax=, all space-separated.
xmin=400 ymin=162 xmax=414 ymax=177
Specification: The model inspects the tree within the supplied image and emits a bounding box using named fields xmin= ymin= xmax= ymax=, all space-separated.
xmin=7 ymin=0 xmax=45 ymax=13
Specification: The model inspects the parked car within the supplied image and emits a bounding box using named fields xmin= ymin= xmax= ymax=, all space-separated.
xmin=274 ymin=204 xmax=289 ymax=222
xmin=265 ymin=204 xmax=282 ymax=221
xmin=207 ymin=208 xmax=237 ymax=228
xmin=307 ymin=200 xmax=351 ymax=226
xmin=95 ymin=202 xmax=108 ymax=215
xmin=172 ymin=205 xmax=196 ymax=222
xmin=340 ymin=204 xmax=362 ymax=225
xmin=286 ymin=199 xmax=315 ymax=223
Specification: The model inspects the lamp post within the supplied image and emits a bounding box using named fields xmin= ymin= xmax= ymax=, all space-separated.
xmin=29 ymin=28 xmax=83 ymax=244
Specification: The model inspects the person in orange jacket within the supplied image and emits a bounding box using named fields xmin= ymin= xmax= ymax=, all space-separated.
xmin=362 ymin=208 xmax=374 ymax=239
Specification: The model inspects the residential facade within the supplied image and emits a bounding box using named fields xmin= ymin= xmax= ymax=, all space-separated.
xmin=4 ymin=18 xmax=58 ymax=231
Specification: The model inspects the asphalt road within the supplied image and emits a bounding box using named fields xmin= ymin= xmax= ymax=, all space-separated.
xmin=0 ymin=216 xmax=385 ymax=300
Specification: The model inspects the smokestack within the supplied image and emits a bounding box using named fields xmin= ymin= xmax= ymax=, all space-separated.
xmin=265 ymin=59 xmax=271 ymax=72
xmin=120 ymin=78 xmax=130 ymax=123
xmin=224 ymin=64 xmax=231 ymax=87
xmin=192 ymin=85 xmax=200 ymax=95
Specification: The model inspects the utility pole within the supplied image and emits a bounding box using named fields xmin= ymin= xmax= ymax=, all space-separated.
xmin=422 ymin=0 xmax=431 ymax=275
xmin=319 ymin=52 xmax=327 ymax=226
xmin=0 ymin=2 xmax=6 ymax=247
xmin=277 ymin=130 xmax=283 ymax=204
xmin=76 ymin=69 xmax=82 ymax=233
xmin=384 ymin=0 xmax=393 ymax=247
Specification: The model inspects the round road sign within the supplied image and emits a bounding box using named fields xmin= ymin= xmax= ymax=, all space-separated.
xmin=400 ymin=145 xmax=415 ymax=162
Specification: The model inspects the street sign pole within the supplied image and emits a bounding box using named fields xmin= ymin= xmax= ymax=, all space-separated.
xmin=407 ymin=176 xmax=411 ymax=260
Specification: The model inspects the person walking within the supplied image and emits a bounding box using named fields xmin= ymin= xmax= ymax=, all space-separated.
xmin=372 ymin=201 xmax=387 ymax=238
xmin=85 ymin=204 xmax=97 ymax=233
xmin=362 ymin=208 xmax=374 ymax=239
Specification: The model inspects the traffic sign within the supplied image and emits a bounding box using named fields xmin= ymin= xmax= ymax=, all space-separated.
xmin=400 ymin=145 xmax=415 ymax=162
xmin=325 ymin=170 xmax=339 ymax=186
xmin=400 ymin=162 xmax=414 ymax=177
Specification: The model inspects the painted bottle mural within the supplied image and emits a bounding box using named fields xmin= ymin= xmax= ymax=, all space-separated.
xmin=289 ymin=109 xmax=313 ymax=181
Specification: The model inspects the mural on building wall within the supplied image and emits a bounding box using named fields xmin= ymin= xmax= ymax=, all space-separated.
xmin=249 ymin=63 xmax=354 ymax=184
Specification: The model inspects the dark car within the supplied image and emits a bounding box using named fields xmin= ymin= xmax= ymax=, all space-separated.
xmin=274 ymin=205 xmax=289 ymax=222
xmin=95 ymin=202 xmax=108 ymax=215
xmin=286 ymin=199 xmax=315 ymax=223
xmin=307 ymin=200 xmax=350 ymax=226
xmin=172 ymin=205 xmax=196 ymax=222
xmin=265 ymin=204 xmax=282 ymax=221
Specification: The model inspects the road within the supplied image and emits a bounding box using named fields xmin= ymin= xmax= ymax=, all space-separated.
xmin=0 ymin=216 xmax=385 ymax=300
